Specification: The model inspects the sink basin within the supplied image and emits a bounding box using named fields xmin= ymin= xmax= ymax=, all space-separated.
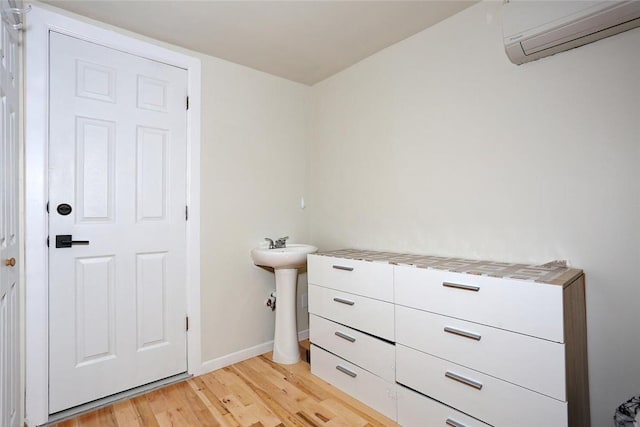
xmin=251 ymin=242 xmax=317 ymax=365
xmin=251 ymin=244 xmax=318 ymax=269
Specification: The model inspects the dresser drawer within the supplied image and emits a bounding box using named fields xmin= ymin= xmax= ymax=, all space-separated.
xmin=308 ymin=284 xmax=395 ymax=341
xmin=395 ymin=266 xmax=564 ymax=342
xmin=397 ymin=385 xmax=491 ymax=427
xmin=396 ymin=305 xmax=566 ymax=400
xmin=310 ymin=314 xmax=395 ymax=382
xmin=308 ymin=255 xmax=394 ymax=302
xmin=396 ymin=345 xmax=567 ymax=427
xmin=311 ymin=345 xmax=397 ymax=421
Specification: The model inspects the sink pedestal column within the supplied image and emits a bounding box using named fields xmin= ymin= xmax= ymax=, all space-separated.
xmin=272 ymin=268 xmax=300 ymax=364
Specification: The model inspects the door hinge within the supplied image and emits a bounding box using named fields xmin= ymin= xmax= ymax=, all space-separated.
xmin=185 ymin=205 xmax=189 ymax=221
xmin=46 ymin=201 xmax=49 ymax=213
xmin=46 ymin=236 xmax=49 ymax=247
xmin=186 ymin=96 xmax=189 ymax=110
xmin=185 ymin=316 xmax=189 ymax=331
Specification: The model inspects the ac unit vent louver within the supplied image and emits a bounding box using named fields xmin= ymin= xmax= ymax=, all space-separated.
xmin=503 ymin=0 xmax=640 ymax=65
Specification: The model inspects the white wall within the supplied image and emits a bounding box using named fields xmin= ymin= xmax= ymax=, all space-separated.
xmin=200 ymin=55 xmax=311 ymax=361
xmin=308 ymin=2 xmax=640 ymax=426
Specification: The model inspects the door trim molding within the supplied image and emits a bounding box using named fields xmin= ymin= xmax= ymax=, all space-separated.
xmin=25 ymin=5 xmax=202 ymax=425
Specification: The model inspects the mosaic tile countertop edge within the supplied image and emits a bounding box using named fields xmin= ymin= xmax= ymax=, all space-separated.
xmin=313 ymin=249 xmax=582 ymax=287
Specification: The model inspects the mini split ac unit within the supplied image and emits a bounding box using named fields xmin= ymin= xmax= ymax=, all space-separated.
xmin=503 ymin=0 xmax=640 ymax=64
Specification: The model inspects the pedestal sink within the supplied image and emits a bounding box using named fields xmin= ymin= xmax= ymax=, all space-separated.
xmin=251 ymin=243 xmax=317 ymax=364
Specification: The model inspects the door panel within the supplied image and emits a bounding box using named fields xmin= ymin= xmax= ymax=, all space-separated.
xmin=76 ymin=117 xmax=116 ymax=222
xmin=0 ymin=7 xmax=20 ymax=427
xmin=136 ymin=252 xmax=169 ymax=350
xmin=136 ymin=126 xmax=168 ymax=220
xmin=74 ymin=256 xmax=116 ymax=366
xmin=48 ymin=32 xmax=188 ymax=413
xmin=75 ymin=60 xmax=116 ymax=103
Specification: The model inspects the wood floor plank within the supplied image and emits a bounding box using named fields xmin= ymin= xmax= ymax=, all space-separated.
xmin=255 ymin=355 xmax=332 ymax=402
xmin=214 ymin=368 xmax=258 ymax=408
xmin=272 ymin=357 xmax=393 ymax=426
xmin=229 ymin=374 xmax=309 ymax=426
xmin=144 ymin=385 xmax=171 ymax=419
xmin=232 ymin=358 xmax=310 ymax=413
xmin=295 ymin=399 xmax=338 ymax=427
xmin=155 ymin=384 xmax=204 ymax=427
xmin=227 ymin=361 xmax=314 ymax=427
xmin=111 ymin=400 xmax=141 ymax=427
xmin=52 ymin=352 xmax=400 ymax=427
xmin=161 ymin=384 xmax=199 ymax=426
xmin=200 ymin=373 xmax=247 ymax=426
xmin=130 ymin=394 xmax=161 ymax=427
xmin=70 ymin=411 xmax=102 ymax=427
xmin=219 ymin=367 xmax=286 ymax=427
xmin=243 ymin=358 xmax=310 ymax=404
xmin=187 ymin=378 xmax=238 ymax=427
xmin=190 ymin=375 xmax=235 ymax=421
xmin=322 ymin=398 xmax=378 ymax=427
xmin=179 ymin=379 xmax=224 ymax=427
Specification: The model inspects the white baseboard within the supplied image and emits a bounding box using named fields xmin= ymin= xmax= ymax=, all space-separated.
xmin=298 ymin=328 xmax=309 ymax=341
xmin=198 ymin=329 xmax=309 ymax=376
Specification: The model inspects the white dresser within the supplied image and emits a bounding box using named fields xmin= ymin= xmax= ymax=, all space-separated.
xmin=307 ymin=254 xmax=397 ymax=420
xmin=307 ymin=249 xmax=590 ymax=427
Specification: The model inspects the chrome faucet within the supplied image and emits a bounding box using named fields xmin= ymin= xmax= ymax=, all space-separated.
xmin=265 ymin=236 xmax=289 ymax=249
xmin=275 ymin=236 xmax=289 ymax=248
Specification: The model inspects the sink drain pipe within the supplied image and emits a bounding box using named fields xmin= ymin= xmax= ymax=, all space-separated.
xmin=266 ymin=291 xmax=276 ymax=311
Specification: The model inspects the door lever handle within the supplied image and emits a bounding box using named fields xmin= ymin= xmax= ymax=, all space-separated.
xmin=55 ymin=235 xmax=90 ymax=248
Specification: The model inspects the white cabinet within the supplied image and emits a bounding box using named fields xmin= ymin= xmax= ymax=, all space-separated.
xmin=396 ymin=344 xmax=567 ymax=427
xmin=310 ymin=314 xmax=395 ymax=382
xmin=395 ymin=305 xmax=566 ymax=400
xmin=395 ymin=267 xmax=564 ymax=342
xmin=397 ymin=385 xmax=491 ymax=427
xmin=307 ymin=250 xmax=590 ymax=427
xmin=311 ymin=345 xmax=397 ymax=421
xmin=307 ymin=254 xmax=397 ymax=421
xmin=394 ymin=263 xmax=589 ymax=427
xmin=308 ymin=285 xmax=395 ymax=341
xmin=307 ymin=255 xmax=394 ymax=302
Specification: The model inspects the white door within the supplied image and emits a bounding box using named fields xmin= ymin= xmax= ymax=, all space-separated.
xmin=0 ymin=5 xmax=21 ymax=427
xmin=48 ymin=32 xmax=188 ymax=413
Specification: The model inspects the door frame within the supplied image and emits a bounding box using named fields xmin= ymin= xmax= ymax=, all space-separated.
xmin=24 ymin=5 xmax=202 ymax=425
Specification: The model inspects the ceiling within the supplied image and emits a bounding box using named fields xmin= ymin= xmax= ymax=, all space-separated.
xmin=41 ymin=1 xmax=477 ymax=85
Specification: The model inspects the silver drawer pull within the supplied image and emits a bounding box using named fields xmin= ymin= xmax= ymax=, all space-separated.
xmin=442 ymin=282 xmax=480 ymax=292
xmin=332 ymin=265 xmax=354 ymax=271
xmin=445 ymin=371 xmax=483 ymax=390
xmin=333 ymin=297 xmax=355 ymax=306
xmin=334 ymin=331 xmax=356 ymax=342
xmin=446 ymin=418 xmax=468 ymax=427
xmin=336 ymin=365 xmax=357 ymax=378
xmin=444 ymin=326 xmax=481 ymax=341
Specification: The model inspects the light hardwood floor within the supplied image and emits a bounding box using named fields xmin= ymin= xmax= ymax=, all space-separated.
xmin=52 ymin=351 xmax=399 ymax=427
